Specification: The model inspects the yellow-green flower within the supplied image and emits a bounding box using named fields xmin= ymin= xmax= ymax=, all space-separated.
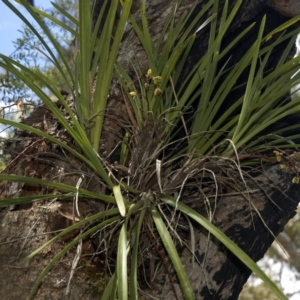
xmin=129 ymin=91 xmax=137 ymax=98
xmin=273 ymin=150 xmax=282 ymax=162
xmin=127 ymin=82 xmax=134 ymax=87
xmin=153 ymin=76 xmax=162 ymax=85
xmin=146 ymin=69 xmax=152 ymax=79
xmin=154 ymin=88 xmax=162 ymax=96
xmin=17 ymin=101 xmax=24 ymax=109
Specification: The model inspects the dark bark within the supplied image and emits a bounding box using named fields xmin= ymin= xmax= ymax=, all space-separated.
xmin=1 ymin=1 xmax=300 ymax=299
xmin=25 ymin=0 xmax=34 ymax=6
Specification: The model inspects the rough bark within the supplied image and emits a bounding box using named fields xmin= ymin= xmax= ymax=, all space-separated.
xmin=1 ymin=0 xmax=300 ymax=299
xmin=267 ymin=0 xmax=300 ymax=17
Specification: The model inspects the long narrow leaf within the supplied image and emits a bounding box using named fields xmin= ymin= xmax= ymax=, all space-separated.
xmin=151 ymin=205 xmax=195 ymax=300
xmin=160 ymin=196 xmax=288 ymax=300
xmin=0 ymin=174 xmax=114 ymax=203
xmin=117 ymin=223 xmax=128 ymax=300
xmin=130 ymin=208 xmax=146 ymax=299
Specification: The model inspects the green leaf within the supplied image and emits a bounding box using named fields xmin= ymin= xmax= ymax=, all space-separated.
xmin=117 ymin=223 xmax=128 ymax=300
xmin=113 ymin=185 xmax=127 ymax=217
xmin=233 ymin=16 xmax=266 ymax=142
xmin=101 ymin=273 xmax=117 ymax=300
xmin=129 ymin=208 xmax=146 ymax=300
xmin=78 ymin=0 xmax=92 ymax=119
xmin=0 ymin=174 xmax=114 ymax=203
xmin=0 ymin=194 xmax=73 ymax=207
xmin=151 ymin=205 xmax=195 ymax=300
xmin=91 ymin=0 xmax=133 ymax=151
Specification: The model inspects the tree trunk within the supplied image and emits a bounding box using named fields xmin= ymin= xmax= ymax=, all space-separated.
xmin=1 ymin=1 xmax=300 ymax=299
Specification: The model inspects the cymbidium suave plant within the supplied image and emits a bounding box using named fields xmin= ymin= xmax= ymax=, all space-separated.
xmin=1 ymin=0 xmax=300 ymax=299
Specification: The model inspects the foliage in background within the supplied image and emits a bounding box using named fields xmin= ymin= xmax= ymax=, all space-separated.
xmin=0 ymin=0 xmax=300 ymax=299
xmin=0 ymin=0 xmax=77 ymax=165
xmin=0 ymin=0 xmax=77 ymax=102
